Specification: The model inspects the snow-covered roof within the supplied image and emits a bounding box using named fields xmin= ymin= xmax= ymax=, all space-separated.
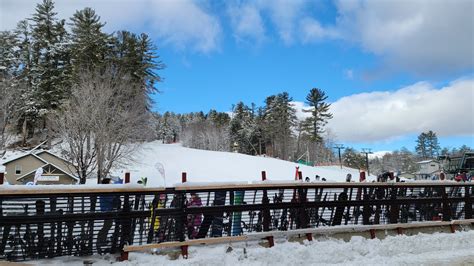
xmin=416 ymin=159 xmax=439 ymax=164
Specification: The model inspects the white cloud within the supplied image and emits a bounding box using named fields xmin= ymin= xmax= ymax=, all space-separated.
xmin=328 ymin=78 xmax=474 ymax=142
xmin=0 ymin=0 xmax=221 ymax=53
xmin=226 ymin=0 xmax=307 ymax=45
xmin=332 ymin=0 xmax=474 ymax=75
xmin=299 ymin=17 xmax=339 ymax=43
xmin=292 ymin=79 xmax=474 ymax=143
xmin=227 ymin=2 xmax=266 ymax=44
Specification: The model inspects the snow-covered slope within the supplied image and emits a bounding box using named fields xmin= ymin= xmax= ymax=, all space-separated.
xmin=1 ymin=141 xmax=375 ymax=186
xmin=112 ymin=141 xmax=374 ymax=187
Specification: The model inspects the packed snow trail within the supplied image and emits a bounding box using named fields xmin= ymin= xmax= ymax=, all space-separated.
xmin=33 ymin=230 xmax=474 ymax=265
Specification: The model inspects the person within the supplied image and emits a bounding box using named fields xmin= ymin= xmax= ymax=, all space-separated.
xmin=305 ymin=177 xmax=310 ymax=182
xmin=186 ymin=193 xmax=202 ymax=239
xmin=439 ymin=171 xmax=446 ymax=181
xmin=455 ymin=173 xmax=463 ymax=182
xmin=345 ymin=173 xmax=352 ymax=182
xmin=321 ymin=177 xmax=327 ymax=182
xmin=315 ymin=175 xmax=320 ymax=181
xmin=97 ymin=178 xmax=121 ymax=254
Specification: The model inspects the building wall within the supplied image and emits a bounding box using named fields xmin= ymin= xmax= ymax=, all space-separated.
xmin=20 ymin=173 xmax=76 ymax=185
xmin=4 ymin=156 xmax=45 ymax=185
xmin=36 ymin=152 xmax=76 ymax=176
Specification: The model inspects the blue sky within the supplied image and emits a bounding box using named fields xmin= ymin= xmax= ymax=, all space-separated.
xmin=2 ymin=0 xmax=473 ymax=152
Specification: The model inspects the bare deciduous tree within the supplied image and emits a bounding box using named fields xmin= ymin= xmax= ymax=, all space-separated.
xmin=54 ymin=68 xmax=149 ymax=184
xmin=0 ymin=79 xmax=16 ymax=156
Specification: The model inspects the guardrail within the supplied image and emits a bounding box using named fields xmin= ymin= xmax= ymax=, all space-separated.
xmin=0 ymin=180 xmax=473 ymax=261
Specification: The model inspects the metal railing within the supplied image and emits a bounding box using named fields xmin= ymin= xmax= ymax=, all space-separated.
xmin=0 ymin=182 xmax=473 ymax=261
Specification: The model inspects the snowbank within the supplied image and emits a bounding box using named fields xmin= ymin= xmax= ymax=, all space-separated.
xmin=31 ymin=230 xmax=474 ymax=265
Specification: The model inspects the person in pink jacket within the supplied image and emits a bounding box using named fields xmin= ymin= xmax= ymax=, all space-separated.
xmin=187 ymin=192 xmax=203 ymax=239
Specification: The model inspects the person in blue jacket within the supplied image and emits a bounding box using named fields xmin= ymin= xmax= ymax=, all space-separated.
xmin=97 ymin=178 xmax=120 ymax=253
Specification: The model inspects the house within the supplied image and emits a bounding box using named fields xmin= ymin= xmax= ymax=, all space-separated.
xmin=2 ymin=151 xmax=78 ymax=185
xmin=415 ymin=159 xmax=441 ymax=180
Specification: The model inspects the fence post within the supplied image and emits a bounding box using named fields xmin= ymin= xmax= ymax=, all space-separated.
xmin=359 ymin=172 xmax=366 ymax=182
xmin=182 ymin=172 xmax=187 ymax=183
xmin=298 ymin=171 xmax=303 ymax=181
xmin=261 ymin=171 xmax=266 ymax=181
xmin=0 ymin=171 xmax=4 ymax=185
xmin=125 ymin=172 xmax=130 ymax=184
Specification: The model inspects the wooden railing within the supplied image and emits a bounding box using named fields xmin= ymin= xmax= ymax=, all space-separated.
xmin=0 ymin=181 xmax=473 ymax=261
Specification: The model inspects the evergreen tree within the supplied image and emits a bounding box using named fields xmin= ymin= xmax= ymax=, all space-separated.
xmin=303 ymin=88 xmax=333 ymax=142
xmin=262 ymin=92 xmax=297 ymax=160
xmin=69 ymin=7 xmax=110 ymax=73
xmin=111 ymin=31 xmax=165 ymax=110
xmin=415 ymin=132 xmax=428 ymax=159
xmin=416 ymin=130 xmax=440 ymax=159
xmin=29 ymin=0 xmax=70 ymax=113
xmin=229 ymin=102 xmax=258 ymax=154
xmin=342 ymin=147 xmax=366 ymax=170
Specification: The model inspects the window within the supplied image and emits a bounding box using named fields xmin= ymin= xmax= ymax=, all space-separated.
xmin=15 ymin=165 xmax=22 ymax=175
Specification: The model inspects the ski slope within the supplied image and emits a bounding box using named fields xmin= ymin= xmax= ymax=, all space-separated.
xmin=1 ymin=141 xmax=374 ymax=186
xmin=110 ymin=141 xmax=375 ymax=186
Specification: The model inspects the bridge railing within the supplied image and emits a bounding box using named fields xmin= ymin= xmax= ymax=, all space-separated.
xmin=0 ymin=182 xmax=472 ymax=261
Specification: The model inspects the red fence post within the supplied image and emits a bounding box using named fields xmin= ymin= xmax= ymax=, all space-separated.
xmin=359 ymin=171 xmax=366 ymax=182
xmin=0 ymin=172 xmax=4 ymax=185
xmin=124 ymin=172 xmax=130 ymax=184
xmin=182 ymin=172 xmax=187 ymax=183
xmin=261 ymin=171 xmax=267 ymax=181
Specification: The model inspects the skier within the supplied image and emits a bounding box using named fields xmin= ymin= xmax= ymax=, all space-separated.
xmin=186 ymin=192 xmax=202 ymax=239
xmin=305 ymin=177 xmax=310 ymax=182
xmin=315 ymin=175 xmax=320 ymax=181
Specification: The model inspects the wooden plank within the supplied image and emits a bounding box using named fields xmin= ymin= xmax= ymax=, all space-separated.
xmin=0 ymin=186 xmax=166 ymax=195
xmin=175 ymin=182 xmax=469 ymax=191
xmin=451 ymin=218 xmax=474 ymax=225
xmin=123 ymin=235 xmax=249 ymax=252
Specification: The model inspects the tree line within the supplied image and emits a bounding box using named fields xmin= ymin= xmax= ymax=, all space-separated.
xmin=0 ymin=0 xmax=163 ymax=183
xmin=341 ymin=131 xmax=472 ymax=174
xmin=152 ymin=89 xmax=335 ymax=164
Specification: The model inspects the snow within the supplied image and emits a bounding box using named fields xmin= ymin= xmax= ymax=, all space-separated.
xmin=109 ymin=141 xmax=376 ymax=187
xmin=31 ymin=230 xmax=474 ymax=265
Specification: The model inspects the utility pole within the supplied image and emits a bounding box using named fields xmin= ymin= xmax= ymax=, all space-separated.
xmin=361 ymin=148 xmax=373 ymax=176
xmin=334 ymin=144 xmax=345 ymax=169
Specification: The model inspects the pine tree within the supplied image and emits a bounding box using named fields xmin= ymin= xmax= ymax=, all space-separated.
xmin=262 ymin=92 xmax=297 ymax=160
xmin=415 ymin=132 xmax=428 ymax=159
xmin=30 ymin=0 xmax=70 ymax=113
xmin=342 ymin=148 xmax=366 ymax=170
xmin=303 ymin=88 xmax=333 ymax=142
xmin=111 ymin=31 xmax=165 ymax=110
xmin=69 ymin=7 xmax=110 ymax=73
xmin=229 ymin=102 xmax=258 ymax=154
xmin=416 ymin=130 xmax=440 ymax=159
xmin=425 ymin=130 xmax=440 ymax=158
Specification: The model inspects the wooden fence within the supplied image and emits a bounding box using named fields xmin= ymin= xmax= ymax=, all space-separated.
xmin=0 ymin=180 xmax=473 ymax=261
